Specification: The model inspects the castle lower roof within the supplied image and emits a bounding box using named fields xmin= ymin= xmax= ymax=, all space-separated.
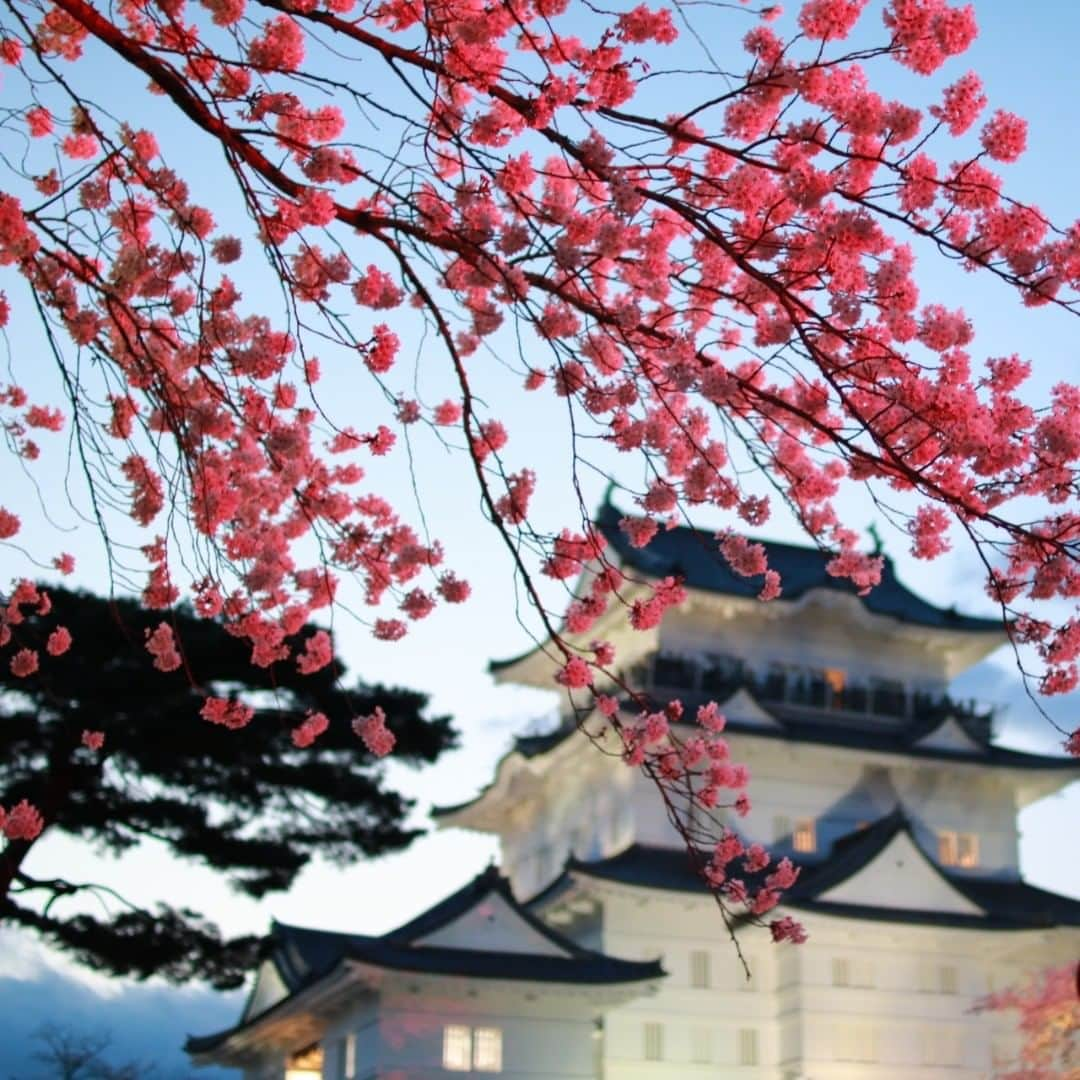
xmin=187 ymin=866 xmax=664 ymax=1059
xmin=554 ymin=812 xmax=1080 ymax=932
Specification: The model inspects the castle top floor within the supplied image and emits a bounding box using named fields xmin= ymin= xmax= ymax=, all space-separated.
xmin=494 ymin=501 xmax=1008 ymax=705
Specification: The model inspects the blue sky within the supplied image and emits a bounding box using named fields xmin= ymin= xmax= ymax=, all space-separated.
xmin=1 ymin=0 xmax=1079 ymax=1075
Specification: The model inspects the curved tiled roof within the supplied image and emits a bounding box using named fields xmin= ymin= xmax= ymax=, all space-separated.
xmin=593 ymin=499 xmax=1004 ymax=633
xmin=558 ymin=813 xmax=1080 ymax=931
xmin=187 ymin=866 xmax=664 ymax=1056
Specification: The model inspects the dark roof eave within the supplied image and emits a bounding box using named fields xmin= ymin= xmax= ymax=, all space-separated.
xmin=566 ymin=826 xmax=1080 ymax=930
xmin=469 ymin=707 xmax=1076 ymax=772
xmin=344 ymin=940 xmax=664 ymax=984
xmin=785 ymin=897 xmax=1070 ymax=931
xmin=593 ymin=500 xmax=1005 ymax=634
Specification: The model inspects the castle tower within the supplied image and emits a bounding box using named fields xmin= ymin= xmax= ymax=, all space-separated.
xmin=437 ymin=500 xmax=1080 ymax=1078
xmin=190 ymin=501 xmax=1078 ymax=1079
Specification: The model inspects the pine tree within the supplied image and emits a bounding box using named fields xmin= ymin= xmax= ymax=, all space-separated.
xmin=0 ymin=586 xmax=454 ymax=988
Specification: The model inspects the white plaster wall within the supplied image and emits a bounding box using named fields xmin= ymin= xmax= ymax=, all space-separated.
xmin=657 ymin=598 xmax=957 ymax=689
xmin=589 ymin=895 xmax=1056 ymax=1080
xmin=368 ymin=1010 xmax=596 ymax=1078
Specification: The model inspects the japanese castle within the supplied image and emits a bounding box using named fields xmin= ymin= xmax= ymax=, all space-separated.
xmin=189 ymin=499 xmax=1080 ymax=1078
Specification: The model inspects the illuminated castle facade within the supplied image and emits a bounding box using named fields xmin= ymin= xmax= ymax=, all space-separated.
xmin=190 ymin=502 xmax=1079 ymax=1079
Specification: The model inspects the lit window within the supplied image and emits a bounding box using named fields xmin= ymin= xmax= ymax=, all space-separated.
xmin=443 ymin=1026 xmax=503 ymax=1072
xmin=939 ymin=964 xmax=958 ymax=995
xmin=690 ymin=949 xmax=711 ymax=989
xmin=473 ymin=1028 xmax=503 ymax=1073
xmin=832 ymin=957 xmax=850 ymax=987
xmin=793 ymin=818 xmax=816 ymax=853
xmin=939 ymin=830 xmax=979 ymax=868
xmin=442 ymin=1026 xmax=472 ymax=1072
xmin=957 ymin=832 xmax=979 ymax=868
xmin=340 ymin=1033 xmax=356 ymax=1079
xmin=824 ymin=667 xmax=846 ymax=704
xmin=737 ymin=1028 xmax=759 ymax=1066
xmin=938 ymin=830 xmax=958 ymax=865
xmin=285 ymin=1045 xmax=323 ymax=1080
xmin=643 ymin=1022 xmax=664 ymax=1061
xmin=690 ymin=1027 xmax=712 ymax=1064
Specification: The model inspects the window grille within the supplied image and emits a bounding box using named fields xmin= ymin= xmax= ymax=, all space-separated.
xmin=939 ymin=830 xmax=979 ymax=867
xmin=473 ymin=1028 xmax=503 ymax=1073
xmin=737 ymin=1028 xmax=759 ymax=1066
xmin=690 ymin=949 xmax=711 ymax=989
xmin=793 ymin=818 xmax=817 ymax=853
xmin=643 ymin=1023 xmax=664 ymax=1061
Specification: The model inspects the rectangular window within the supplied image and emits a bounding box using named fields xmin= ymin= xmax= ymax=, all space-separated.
xmin=845 ymin=682 xmax=869 ymax=713
xmin=957 ymin=832 xmax=979 ymax=868
xmin=939 ymin=964 xmax=958 ymax=995
xmin=871 ymin=678 xmax=908 ymax=717
xmin=761 ymin=665 xmax=787 ymax=701
xmin=643 ymin=1022 xmax=664 ymax=1062
xmin=702 ymin=653 xmax=743 ymax=695
xmin=442 ymin=1026 xmax=472 ymax=1072
xmin=773 ymin=815 xmax=791 ymax=843
xmin=939 ymin=831 xmax=979 ymax=868
xmin=340 ymin=1033 xmax=356 ymax=1080
xmin=832 ymin=957 xmax=850 ymax=987
xmin=737 ymin=1027 xmax=759 ymax=1066
xmin=690 ymin=949 xmax=711 ymax=989
xmin=473 ymin=1028 xmax=503 ymax=1073
xmin=938 ymin=829 xmax=959 ymax=866
xmin=653 ymin=652 xmax=698 ymax=689
xmin=690 ymin=1026 xmax=712 ymax=1064
xmin=793 ymin=818 xmax=817 ymax=853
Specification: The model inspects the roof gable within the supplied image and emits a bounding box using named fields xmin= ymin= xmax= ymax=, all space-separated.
xmin=414 ymin=889 xmax=571 ymax=956
xmin=913 ymin=715 xmax=990 ymax=755
xmin=241 ymin=959 xmax=290 ymax=1022
xmin=815 ymin=829 xmax=985 ymax=915
xmin=719 ymin=687 xmax=783 ymax=729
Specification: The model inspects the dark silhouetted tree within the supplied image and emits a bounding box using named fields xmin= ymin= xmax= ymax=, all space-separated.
xmin=0 ymin=586 xmax=455 ymax=988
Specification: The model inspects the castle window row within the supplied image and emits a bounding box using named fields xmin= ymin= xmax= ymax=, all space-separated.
xmin=642 ymin=1022 xmax=758 ymax=1065
xmin=763 ymin=815 xmax=980 ymax=869
xmin=680 ymin=952 xmax=959 ymax=995
xmin=642 ymin=652 xmax=991 ymax=730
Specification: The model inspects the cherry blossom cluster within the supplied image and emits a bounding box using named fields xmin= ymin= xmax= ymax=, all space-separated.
xmin=2 ymin=0 xmax=1080 ymax=938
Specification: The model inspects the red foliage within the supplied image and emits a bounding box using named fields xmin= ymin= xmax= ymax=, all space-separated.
xmin=976 ymin=964 xmax=1080 ymax=1079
